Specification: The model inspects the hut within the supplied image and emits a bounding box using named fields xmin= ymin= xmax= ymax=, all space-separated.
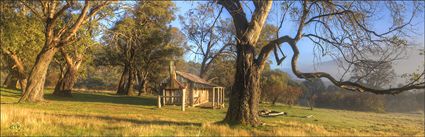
xmin=157 ymin=61 xmax=225 ymax=111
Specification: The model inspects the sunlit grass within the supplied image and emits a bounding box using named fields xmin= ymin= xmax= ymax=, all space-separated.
xmin=1 ymin=88 xmax=423 ymax=136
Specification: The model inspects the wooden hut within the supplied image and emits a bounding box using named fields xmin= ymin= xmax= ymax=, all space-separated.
xmin=157 ymin=61 xmax=225 ymax=111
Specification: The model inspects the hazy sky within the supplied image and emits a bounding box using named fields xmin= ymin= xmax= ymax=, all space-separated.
xmin=170 ymin=1 xmax=425 ymax=70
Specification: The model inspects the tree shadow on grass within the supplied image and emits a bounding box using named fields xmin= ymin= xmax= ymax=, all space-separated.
xmin=44 ymin=92 xmax=157 ymax=106
xmin=49 ymin=113 xmax=202 ymax=127
xmin=0 ymin=89 xmax=21 ymax=95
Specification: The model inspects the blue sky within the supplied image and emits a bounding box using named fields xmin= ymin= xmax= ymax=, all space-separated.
xmin=171 ymin=1 xmax=424 ymax=70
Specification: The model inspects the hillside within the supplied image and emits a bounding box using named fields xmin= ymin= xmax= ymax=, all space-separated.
xmin=282 ymin=46 xmax=425 ymax=85
xmin=1 ymin=88 xmax=424 ymax=136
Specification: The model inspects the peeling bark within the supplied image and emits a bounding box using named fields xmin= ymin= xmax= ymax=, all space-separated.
xmin=224 ymin=44 xmax=263 ymax=126
xmin=20 ymin=47 xmax=58 ymax=102
xmin=218 ymin=0 xmax=273 ymax=126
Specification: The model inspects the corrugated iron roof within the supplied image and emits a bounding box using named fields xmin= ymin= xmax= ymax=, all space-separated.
xmin=176 ymin=71 xmax=220 ymax=87
xmin=164 ymin=78 xmax=186 ymax=89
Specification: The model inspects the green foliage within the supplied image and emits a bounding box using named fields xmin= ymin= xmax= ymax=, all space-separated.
xmin=0 ymin=2 xmax=44 ymax=69
xmin=302 ymin=78 xmax=326 ymax=96
xmin=95 ymin=1 xmax=184 ymax=93
xmin=261 ymin=69 xmax=302 ymax=105
xmin=206 ymin=55 xmax=236 ymax=87
xmin=257 ymin=24 xmax=278 ymax=48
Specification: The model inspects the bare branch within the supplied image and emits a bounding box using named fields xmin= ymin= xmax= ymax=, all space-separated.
xmin=256 ymin=35 xmax=292 ymax=66
xmin=294 ymin=0 xmax=309 ymax=41
xmin=217 ymin=0 xmax=249 ymax=41
xmin=60 ymin=0 xmax=91 ymax=44
xmin=288 ymin=38 xmax=424 ymax=94
xmin=51 ymin=2 xmax=71 ymax=24
xmin=60 ymin=48 xmax=74 ymax=66
xmin=19 ymin=0 xmax=44 ymax=19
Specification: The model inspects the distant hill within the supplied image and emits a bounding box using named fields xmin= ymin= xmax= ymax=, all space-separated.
xmin=281 ymin=46 xmax=424 ymax=85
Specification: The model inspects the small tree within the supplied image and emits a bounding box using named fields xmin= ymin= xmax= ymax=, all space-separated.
xmin=283 ymin=81 xmax=303 ymax=107
xmin=302 ymin=78 xmax=326 ymax=110
xmin=261 ymin=69 xmax=289 ymax=105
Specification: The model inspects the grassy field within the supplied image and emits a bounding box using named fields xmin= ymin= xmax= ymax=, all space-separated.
xmin=1 ymin=88 xmax=424 ymax=136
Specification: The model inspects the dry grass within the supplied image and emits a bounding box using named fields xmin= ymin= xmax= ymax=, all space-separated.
xmin=1 ymin=88 xmax=424 ymax=136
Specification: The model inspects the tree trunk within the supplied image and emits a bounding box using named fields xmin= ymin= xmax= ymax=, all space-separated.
xmin=18 ymin=78 xmax=27 ymax=92
xmin=308 ymin=97 xmax=314 ymax=110
xmin=2 ymin=49 xmax=28 ymax=91
xmin=127 ymin=66 xmax=135 ymax=96
xmin=137 ymin=79 xmax=147 ymax=96
xmin=117 ymin=64 xmax=130 ymax=95
xmin=3 ymin=72 xmax=12 ymax=87
xmin=5 ymin=72 xmax=18 ymax=89
xmin=136 ymin=70 xmax=149 ymax=96
xmin=117 ymin=64 xmax=135 ymax=96
xmin=19 ymin=47 xmax=58 ymax=102
xmin=224 ymin=44 xmax=262 ymax=126
xmin=11 ymin=55 xmax=27 ymax=92
xmin=199 ymin=59 xmax=208 ymax=79
xmin=53 ymin=64 xmax=79 ymax=97
xmin=272 ymin=97 xmax=278 ymax=106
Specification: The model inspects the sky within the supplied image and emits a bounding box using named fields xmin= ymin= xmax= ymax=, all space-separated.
xmin=170 ymin=1 xmax=425 ymax=72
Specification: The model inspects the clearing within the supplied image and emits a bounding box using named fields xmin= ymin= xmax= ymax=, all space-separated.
xmin=1 ymin=88 xmax=423 ymax=136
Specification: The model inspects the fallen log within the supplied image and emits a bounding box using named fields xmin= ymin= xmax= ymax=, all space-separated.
xmin=259 ymin=109 xmax=287 ymax=117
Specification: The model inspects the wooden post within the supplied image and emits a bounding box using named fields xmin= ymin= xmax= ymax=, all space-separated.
xmin=212 ymin=87 xmax=215 ymax=109
xmin=162 ymin=89 xmax=166 ymax=105
xmin=171 ymin=90 xmax=174 ymax=104
xmin=219 ymin=88 xmax=222 ymax=108
xmin=221 ymin=88 xmax=225 ymax=108
xmin=217 ymin=88 xmax=221 ymax=108
xmin=181 ymin=89 xmax=186 ymax=111
xmin=157 ymin=95 xmax=161 ymax=108
xmin=219 ymin=88 xmax=221 ymax=107
xmin=191 ymin=87 xmax=194 ymax=107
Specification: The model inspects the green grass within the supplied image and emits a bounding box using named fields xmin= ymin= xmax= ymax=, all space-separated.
xmin=1 ymin=88 xmax=424 ymax=136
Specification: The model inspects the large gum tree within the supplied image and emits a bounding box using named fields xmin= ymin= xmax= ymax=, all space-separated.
xmin=18 ymin=0 xmax=111 ymax=102
xmin=216 ymin=0 xmax=424 ymax=126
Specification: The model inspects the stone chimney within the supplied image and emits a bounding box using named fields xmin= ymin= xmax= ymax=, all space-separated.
xmin=169 ymin=60 xmax=176 ymax=81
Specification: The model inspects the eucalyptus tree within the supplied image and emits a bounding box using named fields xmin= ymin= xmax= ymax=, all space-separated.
xmin=215 ymin=0 xmax=424 ymax=126
xmin=180 ymin=3 xmax=235 ymax=78
xmin=135 ymin=27 xmax=185 ymax=95
xmin=51 ymin=5 xmax=113 ymax=97
xmin=52 ymin=27 xmax=98 ymax=97
xmin=0 ymin=1 xmax=44 ymax=90
xmin=101 ymin=1 xmax=180 ymax=95
xmin=17 ymin=0 xmax=112 ymax=102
